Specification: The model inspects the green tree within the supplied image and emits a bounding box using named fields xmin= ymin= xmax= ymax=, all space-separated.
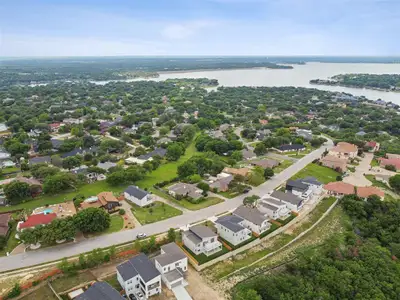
xmin=264 ymin=167 xmax=274 ymax=179
xmin=166 ymin=143 xmax=185 ymax=161
xmin=74 ymin=208 xmax=111 ymax=233
xmin=62 ymin=155 xmax=82 ymax=170
xmin=389 ymin=174 xmax=400 ymax=193
xmin=231 ymin=150 xmax=243 ymax=161
xmin=43 ymin=173 xmax=78 ymax=194
xmin=234 ymin=289 xmax=261 ymax=300
xmin=167 ymin=228 xmax=176 ymax=242
xmin=254 ymin=143 xmax=267 ymax=156
xmin=4 ymin=181 xmax=31 ymax=203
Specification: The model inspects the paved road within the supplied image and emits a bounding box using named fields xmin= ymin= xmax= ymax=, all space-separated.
xmin=0 ymin=139 xmax=333 ymax=272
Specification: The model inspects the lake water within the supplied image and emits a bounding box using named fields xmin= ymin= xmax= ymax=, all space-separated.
xmin=92 ymin=62 xmax=400 ymax=104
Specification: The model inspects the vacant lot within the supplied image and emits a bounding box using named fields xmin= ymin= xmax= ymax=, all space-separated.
xmin=291 ymin=163 xmax=340 ymax=184
xmin=51 ymin=271 xmax=96 ymax=293
xmin=19 ymin=285 xmax=58 ymax=300
xmin=131 ymin=201 xmax=182 ymax=224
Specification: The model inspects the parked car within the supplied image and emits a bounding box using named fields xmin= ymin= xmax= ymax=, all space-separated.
xmin=129 ymin=294 xmax=137 ymax=300
xmin=243 ymin=187 xmax=252 ymax=193
xmin=136 ymin=233 xmax=147 ymax=239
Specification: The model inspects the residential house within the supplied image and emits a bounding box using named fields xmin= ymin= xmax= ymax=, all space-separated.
xmin=242 ymin=148 xmax=256 ymax=160
xmin=296 ymin=129 xmax=313 ymax=141
xmin=233 ymin=205 xmax=271 ymax=235
xmin=324 ymin=182 xmax=355 ymax=196
xmin=286 ymin=177 xmax=323 ymax=201
xmin=61 ymin=148 xmax=85 ymax=158
xmin=277 ymin=144 xmax=306 ymax=153
xmin=259 ymin=119 xmax=269 ymax=125
xmin=182 ymin=225 xmax=222 ymax=256
xmin=0 ymin=213 xmax=11 ymax=237
xmin=378 ymin=157 xmax=400 ymax=171
xmin=29 ymin=156 xmax=51 ymax=165
xmin=256 ymin=129 xmax=272 ymax=141
xmin=124 ymin=186 xmax=152 ymax=207
xmin=258 ymin=198 xmax=290 ymax=220
xmin=0 ymin=150 xmax=11 ymax=162
xmin=250 ymin=159 xmax=279 ymax=169
xmin=154 ymin=242 xmax=189 ymax=290
xmin=219 ymin=123 xmax=231 ymax=132
xmin=209 ymin=173 xmax=233 ymax=192
xmin=215 ymin=215 xmax=252 ymax=246
xmin=222 ymin=167 xmax=251 ymax=177
xmin=49 ymin=123 xmax=62 ymax=133
xmin=129 ymin=148 xmax=167 ymax=165
xmin=320 ymin=155 xmax=347 ymax=172
xmin=50 ymin=139 xmax=63 ymax=150
xmin=328 ymin=142 xmax=358 ymax=160
xmin=168 ymin=183 xmax=202 ymax=200
xmin=357 ymin=186 xmax=385 ymax=200
xmin=117 ymin=253 xmax=162 ymax=299
xmin=97 ymin=161 xmax=117 ymax=171
xmin=63 ymin=118 xmax=81 ymax=125
xmin=17 ymin=213 xmax=57 ymax=232
xmin=75 ymin=282 xmax=124 ymax=300
xmin=16 ymin=177 xmax=42 ymax=195
xmin=356 ymin=130 xmax=366 ymax=136
xmin=387 ymin=153 xmax=400 ymax=160
xmin=365 ymin=141 xmax=380 ymax=152
xmin=80 ymin=192 xmax=121 ymax=212
xmin=269 ymin=191 xmax=304 ymax=213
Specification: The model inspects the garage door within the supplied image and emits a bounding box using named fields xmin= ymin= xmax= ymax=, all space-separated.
xmin=172 ymin=285 xmax=192 ymax=300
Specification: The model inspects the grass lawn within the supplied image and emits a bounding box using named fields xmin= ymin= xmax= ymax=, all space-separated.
xmin=104 ymin=215 xmax=124 ymax=234
xmin=0 ymin=180 xmax=129 ymax=213
xmin=177 ymin=197 xmax=224 ymax=210
xmin=0 ymin=224 xmax=22 ymax=256
xmin=103 ymin=274 xmax=122 ymax=291
xmin=20 ymin=285 xmax=58 ymax=300
xmin=273 ymin=160 xmax=294 ymax=174
xmin=51 ymin=271 xmax=96 ymax=293
xmin=287 ymin=153 xmax=306 ymax=158
xmin=130 ymin=201 xmax=182 ymax=224
xmin=136 ymin=139 xmax=199 ymax=190
xmin=291 ymin=163 xmax=340 ymax=184
xmin=371 ymin=158 xmax=380 ymax=167
xmin=365 ymin=175 xmax=392 ymax=190
xmin=2 ymin=167 xmax=20 ymax=174
xmin=219 ymin=190 xmax=241 ymax=199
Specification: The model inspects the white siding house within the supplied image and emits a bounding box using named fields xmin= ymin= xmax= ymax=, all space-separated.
xmin=124 ymin=185 xmax=152 ymax=207
xmin=233 ymin=206 xmax=271 ymax=235
xmin=258 ymin=198 xmax=290 ymax=220
xmin=117 ymin=253 xmax=162 ymax=299
xmin=269 ymin=191 xmax=303 ymax=213
xmin=215 ymin=215 xmax=252 ymax=246
xmin=182 ymin=225 xmax=222 ymax=256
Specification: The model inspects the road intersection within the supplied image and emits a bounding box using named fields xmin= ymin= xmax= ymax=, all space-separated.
xmin=0 ymin=139 xmax=333 ymax=272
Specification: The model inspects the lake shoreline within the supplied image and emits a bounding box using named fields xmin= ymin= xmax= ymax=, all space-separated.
xmin=310 ymin=82 xmax=400 ymax=93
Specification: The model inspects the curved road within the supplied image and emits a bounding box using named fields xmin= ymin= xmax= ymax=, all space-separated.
xmin=0 ymin=139 xmax=333 ymax=272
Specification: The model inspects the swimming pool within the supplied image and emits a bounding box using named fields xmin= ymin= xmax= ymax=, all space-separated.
xmin=43 ymin=209 xmax=53 ymax=214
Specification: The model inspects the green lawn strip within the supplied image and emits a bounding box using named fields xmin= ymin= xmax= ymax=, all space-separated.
xmin=1 ymin=167 xmax=20 ymax=175
xmin=87 ymin=214 xmax=124 ymax=237
xmin=258 ymin=223 xmax=280 ymax=239
xmin=364 ymin=175 xmax=392 ymax=191
xmin=130 ymin=201 xmax=182 ymax=225
xmin=0 ymin=180 xmax=129 ymax=213
xmin=218 ymin=191 xmax=241 ymax=199
xmin=291 ymin=163 xmax=340 ymax=184
xmin=136 ymin=139 xmax=199 ymax=189
xmin=273 ymin=160 xmax=294 ymax=174
xmin=219 ymin=235 xmax=257 ymax=250
xmin=102 ymin=274 xmax=122 ymax=291
xmin=51 ymin=271 xmax=96 ymax=293
xmin=182 ymin=244 xmax=230 ymax=265
xmin=0 ymin=223 xmax=22 ymax=256
xmin=19 ymin=285 xmax=58 ymax=300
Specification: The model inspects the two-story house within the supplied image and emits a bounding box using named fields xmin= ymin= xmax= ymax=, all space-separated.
xmin=182 ymin=225 xmax=222 ymax=256
xmin=269 ymin=191 xmax=304 ymax=213
xmin=286 ymin=177 xmax=322 ymax=201
xmin=215 ymin=215 xmax=252 ymax=246
xmin=116 ymin=253 xmax=161 ymax=299
xmin=258 ymin=198 xmax=290 ymax=220
xmin=233 ymin=205 xmax=271 ymax=235
xmin=124 ymin=186 xmax=152 ymax=207
xmin=154 ymin=242 xmax=189 ymax=290
xmin=328 ymin=142 xmax=358 ymax=160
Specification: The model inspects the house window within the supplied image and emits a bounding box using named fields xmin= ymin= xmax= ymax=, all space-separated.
xmin=175 ymin=262 xmax=179 ymax=267
xmin=211 ymin=238 xmax=214 ymax=242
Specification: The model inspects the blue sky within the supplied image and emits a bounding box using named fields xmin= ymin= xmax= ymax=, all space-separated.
xmin=1 ymin=0 xmax=399 ymax=56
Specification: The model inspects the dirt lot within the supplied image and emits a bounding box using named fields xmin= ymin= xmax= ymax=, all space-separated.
xmin=186 ymin=267 xmax=226 ymax=300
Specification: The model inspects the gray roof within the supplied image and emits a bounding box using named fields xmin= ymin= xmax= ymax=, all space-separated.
xmin=302 ymin=176 xmax=322 ymax=186
xmin=29 ymin=156 xmax=51 ymax=164
xmin=262 ymin=197 xmax=284 ymax=207
xmin=215 ymin=215 xmax=245 ymax=233
xmin=124 ymin=185 xmax=148 ymax=200
xmin=97 ymin=161 xmax=117 ymax=170
xmin=183 ymin=231 xmax=202 ymax=245
xmin=259 ymin=202 xmax=279 ymax=212
xmin=270 ymin=191 xmax=303 ymax=206
xmin=242 ymin=148 xmax=256 ymax=159
xmin=138 ymin=148 xmax=167 ymax=160
xmin=164 ymin=269 xmax=183 ymax=283
xmin=286 ymin=179 xmax=309 ymax=191
xmin=117 ymin=253 xmax=160 ymax=282
xmin=233 ymin=205 xmax=267 ymax=226
xmin=168 ymin=183 xmax=199 ymax=196
xmin=190 ymin=225 xmax=217 ymax=239
xmin=75 ymin=282 xmax=124 ymax=300
xmin=155 ymin=242 xmax=187 ymax=267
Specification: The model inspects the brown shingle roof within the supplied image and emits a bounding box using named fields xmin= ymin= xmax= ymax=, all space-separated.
xmin=357 ymin=186 xmax=385 ymax=199
xmin=0 ymin=213 xmax=11 ymax=236
xmin=330 ymin=142 xmax=358 ymax=154
xmin=324 ymin=182 xmax=355 ymax=195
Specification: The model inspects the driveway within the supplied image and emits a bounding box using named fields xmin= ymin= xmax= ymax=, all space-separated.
xmin=0 ymin=139 xmax=333 ymax=272
xmin=119 ymin=200 xmax=142 ymax=228
xmin=343 ymin=153 xmax=373 ymax=187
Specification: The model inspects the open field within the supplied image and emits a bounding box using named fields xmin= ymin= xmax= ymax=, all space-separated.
xmin=291 ymin=163 xmax=340 ymax=184
xmin=19 ymin=285 xmax=57 ymax=300
xmin=177 ymin=197 xmax=224 ymax=210
xmin=130 ymin=201 xmax=182 ymax=224
xmin=51 ymin=271 xmax=96 ymax=293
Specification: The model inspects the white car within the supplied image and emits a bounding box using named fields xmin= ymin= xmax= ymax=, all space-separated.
xmin=136 ymin=233 xmax=147 ymax=239
xmin=136 ymin=292 xmax=145 ymax=300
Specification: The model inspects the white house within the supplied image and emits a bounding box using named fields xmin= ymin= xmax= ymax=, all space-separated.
xmin=182 ymin=225 xmax=222 ymax=256
xmin=268 ymin=191 xmax=303 ymax=213
xmin=154 ymin=243 xmax=190 ymax=291
xmin=124 ymin=185 xmax=152 ymax=207
xmin=233 ymin=205 xmax=271 ymax=235
xmin=258 ymin=198 xmax=290 ymax=220
xmin=117 ymin=253 xmax=162 ymax=299
xmin=285 ymin=177 xmax=322 ymax=201
xmin=215 ymin=215 xmax=252 ymax=246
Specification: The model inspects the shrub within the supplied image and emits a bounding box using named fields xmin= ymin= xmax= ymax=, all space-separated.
xmin=119 ymin=209 xmax=126 ymax=215
xmin=7 ymin=283 xmax=21 ymax=299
